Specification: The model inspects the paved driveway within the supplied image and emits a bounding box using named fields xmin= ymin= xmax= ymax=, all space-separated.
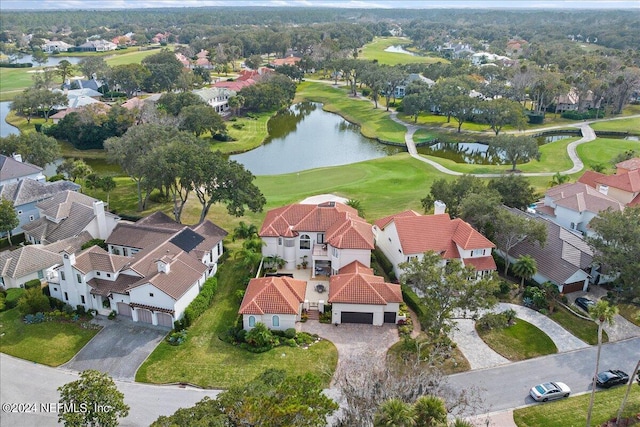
xmin=63 ymin=316 xmax=168 ymax=381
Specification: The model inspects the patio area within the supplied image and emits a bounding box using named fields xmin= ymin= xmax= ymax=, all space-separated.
xmin=277 ymin=268 xmax=330 ymax=304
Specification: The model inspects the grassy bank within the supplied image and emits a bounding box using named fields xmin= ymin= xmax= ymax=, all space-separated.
xmin=576 ymin=138 xmax=640 ymax=174
xmin=590 ymin=116 xmax=640 ymax=133
xmin=476 ymin=318 xmax=557 ymax=361
xmin=359 ymin=37 xmax=447 ymax=66
xmin=513 ymin=385 xmax=640 ymax=427
xmin=136 ymin=260 xmax=338 ymax=388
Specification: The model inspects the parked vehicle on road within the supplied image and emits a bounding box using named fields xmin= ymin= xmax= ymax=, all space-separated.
xmin=529 ymin=382 xmax=571 ymax=402
xmin=596 ymin=370 xmax=629 ymax=388
xmin=575 ymin=297 xmax=596 ymax=313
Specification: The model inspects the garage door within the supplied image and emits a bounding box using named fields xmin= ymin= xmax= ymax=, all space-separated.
xmin=562 ymin=281 xmax=585 ymax=293
xmin=117 ymin=302 xmax=132 ymax=318
xmin=384 ymin=312 xmax=397 ymax=324
xmin=341 ymin=312 xmax=373 ymax=324
xmin=157 ymin=313 xmax=173 ymax=328
xmin=137 ymin=309 xmax=153 ymax=324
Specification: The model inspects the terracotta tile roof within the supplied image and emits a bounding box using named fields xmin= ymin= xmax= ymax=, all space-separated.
xmin=328 ymin=261 xmax=402 ymax=305
xmin=270 ymin=56 xmax=301 ymax=66
xmin=629 ymin=193 xmax=640 ymax=207
xmin=596 ymin=169 xmax=640 ymax=193
xmin=385 ymin=213 xmax=494 ymax=257
xmin=578 ymin=170 xmax=605 ymax=189
xmin=616 ymin=157 xmax=640 ymax=171
xmin=373 ymin=210 xmax=419 ymax=229
xmin=239 ymin=276 xmax=307 ymax=315
xmin=73 ymin=246 xmax=130 ymax=274
xmin=259 ymin=202 xmax=373 ymax=249
xmin=547 ymin=182 xmax=624 ymax=213
xmin=463 ymin=256 xmax=497 ymax=271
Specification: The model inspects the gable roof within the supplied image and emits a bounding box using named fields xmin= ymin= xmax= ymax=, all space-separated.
xmin=578 ymin=170 xmax=606 ymax=189
xmin=546 ymin=182 xmax=624 ymax=213
xmin=0 ymin=155 xmax=43 ymax=182
xmin=72 ymin=245 xmax=130 ymax=275
xmin=379 ymin=213 xmax=495 ymax=257
xmin=260 ymin=202 xmax=373 ymax=249
xmin=0 ymin=179 xmax=80 ymax=207
xmin=239 ymin=276 xmax=307 ymax=315
xmin=509 ymin=215 xmax=593 ymax=285
xmin=328 ymin=261 xmax=402 ymax=305
xmin=595 ymin=169 xmax=640 ymax=193
xmin=616 ymin=158 xmax=640 ymax=171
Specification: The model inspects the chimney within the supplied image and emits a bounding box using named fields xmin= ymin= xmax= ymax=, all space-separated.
xmin=156 ymin=258 xmax=170 ymax=274
xmin=93 ymin=201 xmax=108 ymax=239
xmin=434 ymin=200 xmax=447 ymax=215
xmin=12 ymin=153 xmax=23 ymax=162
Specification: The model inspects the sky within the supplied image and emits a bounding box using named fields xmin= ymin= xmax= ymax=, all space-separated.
xmin=1 ymin=0 xmax=639 ymax=10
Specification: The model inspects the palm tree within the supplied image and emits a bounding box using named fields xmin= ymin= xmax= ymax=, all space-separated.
xmin=412 ymin=395 xmax=447 ymax=426
xmin=549 ymin=172 xmax=569 ymax=187
xmin=232 ymin=221 xmax=257 ymax=241
xmin=586 ymin=300 xmax=618 ymax=427
xmin=616 ymin=358 xmax=640 ymax=425
xmin=512 ymin=255 xmax=537 ymax=293
xmin=346 ymin=199 xmax=365 ymax=218
xmin=451 ymin=419 xmax=474 ymax=427
xmin=373 ymin=398 xmax=415 ymax=427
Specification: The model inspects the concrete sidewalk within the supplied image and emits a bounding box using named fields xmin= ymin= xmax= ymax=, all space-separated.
xmin=468 ymin=409 xmax=518 ymax=427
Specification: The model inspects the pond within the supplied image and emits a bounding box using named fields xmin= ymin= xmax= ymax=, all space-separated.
xmin=383 ymin=45 xmax=416 ymax=56
xmin=0 ymin=101 xmax=20 ymax=137
xmin=229 ymin=102 xmax=402 ymax=175
xmin=416 ymin=134 xmax=573 ymax=165
xmin=2 ymin=54 xmax=83 ymax=67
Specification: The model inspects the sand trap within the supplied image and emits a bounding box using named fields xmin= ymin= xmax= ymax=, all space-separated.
xmin=300 ymin=194 xmax=348 ymax=205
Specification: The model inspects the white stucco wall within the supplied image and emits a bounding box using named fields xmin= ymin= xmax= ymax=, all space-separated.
xmin=331 ymin=303 xmax=386 ymax=326
xmin=243 ymin=313 xmax=297 ymax=331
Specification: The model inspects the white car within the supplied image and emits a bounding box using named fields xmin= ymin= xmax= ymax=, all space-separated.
xmin=529 ymin=382 xmax=571 ymax=402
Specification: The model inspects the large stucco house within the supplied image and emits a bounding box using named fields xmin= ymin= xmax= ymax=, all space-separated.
xmin=49 ymin=212 xmax=227 ymax=327
xmin=259 ymin=201 xmax=374 ymax=276
xmin=373 ymin=203 xmax=497 ymax=278
xmin=579 ymin=158 xmax=640 ymax=207
xmin=239 ymin=276 xmax=307 ymax=330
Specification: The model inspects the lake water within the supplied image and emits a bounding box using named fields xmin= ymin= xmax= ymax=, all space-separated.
xmin=0 ymin=101 xmax=20 ymax=137
xmin=3 ymin=54 xmax=83 ymax=67
xmin=230 ymin=102 xmax=402 ymax=175
xmin=383 ymin=45 xmax=416 ymax=56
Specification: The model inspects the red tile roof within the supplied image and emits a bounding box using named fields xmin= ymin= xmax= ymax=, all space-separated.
xmin=329 ymin=261 xmax=402 ymax=305
xmin=596 ymin=169 xmax=640 ymax=193
xmin=239 ymin=276 xmax=307 ymax=315
xmin=380 ymin=213 xmax=494 ymax=257
xmin=270 ymin=56 xmax=301 ymax=66
xmin=259 ymin=202 xmax=373 ymax=249
xmin=616 ymin=157 xmax=640 ymax=171
xmin=463 ymin=256 xmax=497 ymax=271
xmin=373 ymin=210 xmax=419 ymax=230
xmin=578 ymin=170 xmax=605 ymax=189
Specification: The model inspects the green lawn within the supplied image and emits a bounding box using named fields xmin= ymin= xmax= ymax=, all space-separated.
xmin=476 ymin=318 xmax=557 ymax=361
xmin=548 ymin=305 xmax=606 ymax=345
xmin=513 ymin=385 xmax=640 ymax=427
xmin=576 ymin=138 xmax=640 ymax=174
xmin=0 ymin=308 xmax=100 ymax=366
xmin=104 ymin=48 xmax=170 ymax=66
xmin=590 ymin=117 xmax=640 ymax=133
xmin=213 ymin=112 xmax=272 ymax=154
xmin=359 ymin=37 xmax=447 ymax=66
xmin=296 ymin=81 xmax=407 ymax=143
xmin=136 ymin=260 xmax=338 ymax=388
xmin=617 ymin=303 xmax=640 ymax=326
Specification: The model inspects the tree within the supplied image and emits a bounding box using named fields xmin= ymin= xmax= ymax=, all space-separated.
xmin=78 ymin=56 xmax=110 ymax=81
xmin=0 ymin=198 xmax=19 ymax=246
xmin=56 ymin=59 xmax=75 ymax=83
xmin=10 ymin=87 xmax=40 ymax=123
xmin=361 ymin=62 xmax=386 ymax=109
xmin=512 ymin=255 xmax=537 ymax=292
xmin=157 ymin=91 xmax=205 ymax=116
xmin=0 ymin=133 xmax=60 ymax=167
xmin=616 ymin=358 xmax=640 ymax=426
xmin=227 ymin=95 xmax=244 ymax=116
xmin=239 ymin=74 xmax=296 ymax=113
xmin=152 ymin=369 xmax=337 ymax=427
xmin=31 ymin=49 xmax=48 ymax=67
xmin=36 ymin=89 xmax=68 ymax=122
xmin=187 ymin=150 xmax=266 ymax=222
xmin=179 ymin=104 xmax=227 ymax=137
xmin=487 ymin=175 xmax=538 ymax=211
xmin=245 ymin=54 xmax=263 ymax=70
xmin=346 ymin=199 xmax=365 ymax=218
xmin=480 ymin=98 xmax=527 ymax=135
xmin=421 ymin=175 xmax=488 ymax=218
xmin=489 ymin=134 xmax=540 ymax=172
xmin=56 ymin=158 xmax=92 ymax=182
xmin=491 ymin=208 xmax=547 ymax=276
xmin=84 ymin=174 xmax=116 ymax=207
xmin=585 ymin=300 xmax=617 ymax=427
xmin=549 ymin=172 xmax=569 ymax=187
xmin=449 ymin=94 xmax=478 ymax=133
xmin=17 ymin=286 xmax=50 ymax=315
xmin=233 ymin=221 xmax=258 ymax=241
xmin=402 ymin=93 xmax=429 ymax=123
xmin=108 ymin=63 xmax=150 ymax=98
xmin=587 ymin=206 xmax=640 ymax=298
xmin=399 ymin=252 xmax=498 ymax=338
xmin=459 ymin=190 xmax=501 ymax=238
xmin=58 ymin=370 xmax=129 ymax=427
xmin=374 ymin=399 xmax=415 ymax=427
xmin=141 ymin=49 xmax=184 ymax=92
xmin=412 ymin=395 xmax=448 ymax=427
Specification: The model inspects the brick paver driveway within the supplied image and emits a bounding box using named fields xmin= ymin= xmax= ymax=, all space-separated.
xmin=63 ymin=316 xmax=168 ymax=381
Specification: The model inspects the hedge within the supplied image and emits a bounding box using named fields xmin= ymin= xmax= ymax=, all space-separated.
xmin=401 ymin=284 xmax=426 ymax=319
xmin=561 ymin=109 xmax=604 ymax=120
xmin=178 ymin=276 xmax=218 ymax=329
xmin=0 ymin=63 xmax=33 ymax=68
xmin=24 ymin=279 xmax=42 ymax=290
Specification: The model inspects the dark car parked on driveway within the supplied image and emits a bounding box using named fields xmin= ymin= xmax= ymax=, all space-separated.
xmin=576 ymin=297 xmax=596 ymax=313
xmin=596 ymin=370 xmax=629 ymax=388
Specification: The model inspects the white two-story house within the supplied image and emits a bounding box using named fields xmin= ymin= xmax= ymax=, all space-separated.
xmin=373 ymin=202 xmax=497 ymax=278
xmin=259 ymin=201 xmax=374 ymax=277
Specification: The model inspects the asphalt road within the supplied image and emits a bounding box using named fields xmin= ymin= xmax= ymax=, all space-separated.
xmin=447 ymin=337 xmax=640 ymax=415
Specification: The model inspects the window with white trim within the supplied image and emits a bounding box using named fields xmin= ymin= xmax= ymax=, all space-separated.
xmin=248 ymin=316 xmax=256 ymax=327
xmin=272 ymin=315 xmax=280 ymax=327
xmin=299 ymin=234 xmax=311 ymax=250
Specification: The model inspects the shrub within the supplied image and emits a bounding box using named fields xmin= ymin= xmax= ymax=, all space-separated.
xmin=319 ymin=311 xmax=332 ymax=323
xmin=75 ymin=305 xmax=86 ymax=315
xmin=166 ymin=330 xmax=188 ymax=346
xmin=173 ymin=319 xmax=186 ymax=332
xmin=373 ymin=247 xmax=394 ymax=277
xmin=183 ymin=277 xmax=218 ymax=327
xmin=212 ymin=133 xmax=234 ymax=142
xmin=234 ymin=289 xmax=245 ymax=303
xmin=561 ymin=109 xmax=604 ymax=120
xmin=232 ymin=123 xmax=245 ymax=130
xmin=48 ymin=296 xmax=65 ymax=311
xmin=295 ymin=332 xmax=317 ymax=346
xmin=4 ymin=288 xmax=25 ymax=310
xmin=0 ymin=293 xmax=4 ymax=311
xmin=361 ymin=88 xmax=371 ymax=97
xmin=63 ymin=304 xmax=75 ymax=315
xmin=245 ymin=322 xmax=276 ymax=349
xmin=24 ymin=279 xmax=42 ymax=290
xmin=284 ymin=328 xmax=296 ymax=339
xmin=523 ymin=286 xmax=547 ymax=310
xmin=17 ymin=287 xmax=50 ymax=315
xmin=47 ymin=174 xmax=66 ymax=182
xmin=108 ymin=310 xmax=117 ymax=320
xmin=81 ymin=239 xmax=107 ymax=250
xmin=401 ymin=285 xmax=426 ymax=319
xmin=477 ymin=312 xmax=508 ymax=331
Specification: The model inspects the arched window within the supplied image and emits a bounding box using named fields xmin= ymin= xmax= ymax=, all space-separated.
xmin=248 ymin=316 xmax=256 ymax=327
xmin=299 ymin=234 xmax=311 ymax=250
xmin=272 ymin=315 xmax=280 ymax=327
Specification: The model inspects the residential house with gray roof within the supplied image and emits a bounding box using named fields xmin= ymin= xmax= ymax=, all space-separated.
xmin=0 ymin=154 xmax=46 ymax=186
